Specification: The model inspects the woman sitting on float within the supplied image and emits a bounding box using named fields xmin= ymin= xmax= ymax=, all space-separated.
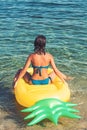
xmin=14 ymin=35 xmax=72 ymax=88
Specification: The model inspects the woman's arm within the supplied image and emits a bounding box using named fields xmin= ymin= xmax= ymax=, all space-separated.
xmin=14 ymin=55 xmax=32 ymax=87
xmin=50 ymin=54 xmax=71 ymax=82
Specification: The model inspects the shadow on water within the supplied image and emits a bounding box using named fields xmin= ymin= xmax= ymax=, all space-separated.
xmin=0 ymin=81 xmax=27 ymax=128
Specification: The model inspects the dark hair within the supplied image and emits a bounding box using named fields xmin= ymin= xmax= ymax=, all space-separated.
xmin=34 ymin=35 xmax=46 ymax=54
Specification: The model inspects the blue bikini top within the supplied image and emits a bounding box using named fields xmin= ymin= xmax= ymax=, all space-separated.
xmin=32 ymin=64 xmax=49 ymax=76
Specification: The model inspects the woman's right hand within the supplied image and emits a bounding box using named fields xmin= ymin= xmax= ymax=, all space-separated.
xmin=13 ymin=76 xmax=18 ymax=89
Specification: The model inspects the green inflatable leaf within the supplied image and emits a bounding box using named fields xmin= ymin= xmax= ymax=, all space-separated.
xmin=21 ymin=98 xmax=81 ymax=126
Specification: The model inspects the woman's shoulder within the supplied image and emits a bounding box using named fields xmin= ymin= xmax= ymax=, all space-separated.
xmin=46 ymin=52 xmax=53 ymax=58
xmin=29 ymin=53 xmax=35 ymax=57
xmin=27 ymin=53 xmax=34 ymax=60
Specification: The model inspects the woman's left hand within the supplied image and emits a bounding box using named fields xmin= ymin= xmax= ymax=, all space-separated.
xmin=65 ymin=76 xmax=75 ymax=80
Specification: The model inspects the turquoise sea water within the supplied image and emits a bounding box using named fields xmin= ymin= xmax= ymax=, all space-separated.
xmin=0 ymin=0 xmax=87 ymax=91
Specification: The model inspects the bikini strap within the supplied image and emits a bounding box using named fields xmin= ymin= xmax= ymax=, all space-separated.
xmin=32 ymin=65 xmax=49 ymax=76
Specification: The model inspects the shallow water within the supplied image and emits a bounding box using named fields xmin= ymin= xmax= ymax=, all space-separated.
xmin=0 ymin=0 xmax=87 ymax=130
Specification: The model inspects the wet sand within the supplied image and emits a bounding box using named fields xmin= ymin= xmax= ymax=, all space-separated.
xmin=0 ymin=86 xmax=87 ymax=130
